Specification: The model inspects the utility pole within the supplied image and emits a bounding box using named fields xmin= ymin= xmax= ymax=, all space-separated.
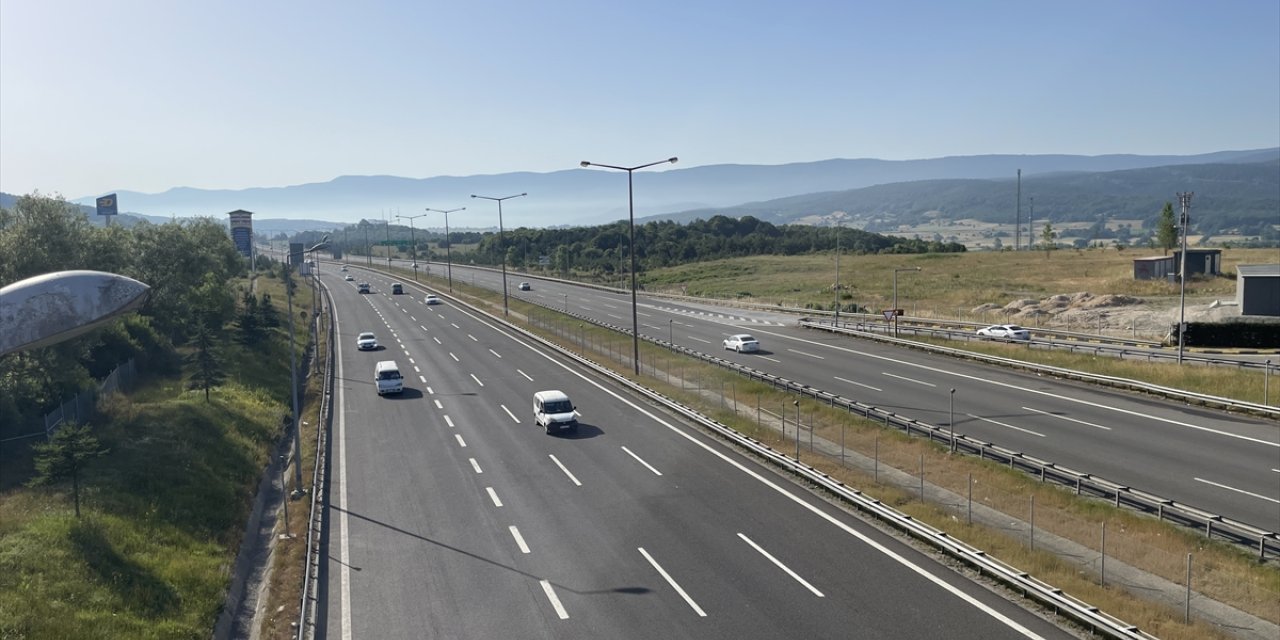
xmin=1029 ymin=197 xmax=1035 ymax=250
xmin=1176 ymin=192 xmax=1194 ymax=364
xmin=1015 ymin=169 xmax=1022 ymax=251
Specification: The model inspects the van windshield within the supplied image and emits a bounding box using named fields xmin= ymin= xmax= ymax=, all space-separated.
xmin=543 ymin=400 xmax=573 ymax=413
xmin=378 ymin=371 xmax=401 ymax=380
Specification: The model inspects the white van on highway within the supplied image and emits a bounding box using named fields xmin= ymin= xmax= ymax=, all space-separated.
xmin=375 ymin=360 xmax=404 ymax=395
xmin=533 ymin=390 xmax=578 ymax=434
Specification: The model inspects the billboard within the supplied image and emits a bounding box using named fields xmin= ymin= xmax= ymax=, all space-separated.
xmin=96 ymin=194 xmax=118 ymax=217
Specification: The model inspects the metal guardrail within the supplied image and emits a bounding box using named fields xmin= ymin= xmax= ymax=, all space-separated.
xmin=297 ymin=278 xmax=335 ymax=640
xmin=506 ymin=311 xmax=1164 ymax=639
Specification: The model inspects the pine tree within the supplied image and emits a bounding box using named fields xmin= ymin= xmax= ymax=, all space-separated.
xmin=1157 ymin=202 xmax=1178 ymax=256
xmin=28 ymin=422 xmax=108 ymax=518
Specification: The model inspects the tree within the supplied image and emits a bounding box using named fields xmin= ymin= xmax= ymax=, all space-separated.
xmin=27 ymin=422 xmax=108 ymax=518
xmin=1157 ymin=202 xmax=1178 ymax=256
xmin=190 ymin=320 xmax=222 ymax=401
xmin=1041 ymin=222 xmax=1056 ymax=258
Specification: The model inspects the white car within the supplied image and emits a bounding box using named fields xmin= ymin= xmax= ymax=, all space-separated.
xmin=344 ymin=274 xmax=354 ymax=281
xmin=356 ymin=331 xmax=379 ymax=350
xmin=424 ymin=294 xmax=441 ymax=305
xmin=340 ymin=266 xmax=348 ymax=272
xmin=518 ymin=282 xmax=532 ymax=291
xmin=976 ymin=324 xmax=1031 ymax=341
xmin=723 ymin=334 xmax=760 ymax=352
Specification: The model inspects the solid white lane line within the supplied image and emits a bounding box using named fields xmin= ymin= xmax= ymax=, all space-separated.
xmin=835 ymin=376 xmax=881 ymax=392
xmin=786 ymin=348 xmax=825 ymax=360
xmin=882 ymin=372 xmax=936 ymax=387
xmin=454 ymin=434 xmax=467 ymax=448
xmin=622 ymin=446 xmax=663 ymax=476
xmin=434 ymin=399 xmax=443 ymax=409
xmin=443 ymin=415 xmax=455 ymax=428
xmin=759 ymin=355 xmax=782 ymax=363
xmin=470 ymin=373 xmax=485 ymax=387
xmin=540 ymin=580 xmax=570 ymax=620
xmin=967 ymin=413 xmax=1045 ymax=438
xmin=517 ymin=369 xmax=533 ymax=381
xmin=489 ymin=348 xmax=502 ymax=358
xmin=469 ymin=458 xmax=482 ymax=473
xmin=638 ymin=547 xmax=706 ymax=617
xmin=502 ymin=405 xmax=520 ymax=423
xmin=449 ymin=353 xmax=459 ymax=362
xmin=335 ymin=319 xmax=353 ymax=640
xmin=1022 ymin=406 xmax=1111 ymax=431
xmin=510 ymin=526 xmax=530 ymax=554
xmin=737 ymin=533 xmax=824 ymax=597
xmin=549 ymin=454 xmax=583 ymax=486
xmin=1194 ymin=477 xmax=1280 ymax=504
xmin=486 ymin=487 xmax=503 ymax=507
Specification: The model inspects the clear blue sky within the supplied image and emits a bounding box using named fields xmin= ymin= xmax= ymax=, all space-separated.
xmin=2 ymin=0 xmax=1277 ymax=200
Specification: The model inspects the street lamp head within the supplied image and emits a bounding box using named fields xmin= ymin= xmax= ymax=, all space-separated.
xmin=580 ymin=161 xmax=591 ymax=168
xmin=667 ymin=157 xmax=678 ymax=164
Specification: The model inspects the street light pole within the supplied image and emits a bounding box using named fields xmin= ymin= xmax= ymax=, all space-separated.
xmin=892 ymin=267 xmax=921 ymax=338
xmin=471 ymin=193 xmax=527 ymax=316
xmin=426 ymin=207 xmax=465 ymax=293
xmin=580 ymin=157 xmax=678 ymax=375
xmin=949 ymin=388 xmax=956 ymax=453
xmin=1176 ymin=192 xmax=1193 ymax=365
xmin=396 ymin=213 xmax=426 ymax=282
xmin=285 ymin=236 xmax=327 ymax=490
xmin=833 ymin=214 xmax=844 ymax=326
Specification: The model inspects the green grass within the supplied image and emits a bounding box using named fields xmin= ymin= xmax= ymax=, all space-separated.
xmin=0 ymin=272 xmax=301 ymax=639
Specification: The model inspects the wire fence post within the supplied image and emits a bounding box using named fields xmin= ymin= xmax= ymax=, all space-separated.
xmin=967 ymin=473 xmax=973 ymax=525
xmin=1100 ymin=521 xmax=1107 ymax=587
xmin=1185 ymin=553 xmax=1193 ymax=624
xmin=1029 ymin=495 xmax=1035 ymax=551
xmin=874 ymin=437 xmax=879 ymax=484
xmin=919 ymin=454 xmax=925 ymax=502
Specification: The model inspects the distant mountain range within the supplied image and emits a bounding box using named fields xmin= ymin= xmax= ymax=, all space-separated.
xmin=2 ymin=148 xmax=1275 ymax=234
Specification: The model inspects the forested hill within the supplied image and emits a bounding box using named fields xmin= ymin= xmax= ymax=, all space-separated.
xmin=465 ymin=215 xmax=964 ymax=275
xmin=652 ymin=158 xmax=1280 ymax=236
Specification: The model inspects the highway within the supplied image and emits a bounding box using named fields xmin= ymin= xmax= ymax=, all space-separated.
xmin=349 ymin=259 xmax=1280 ymax=534
xmin=316 ymin=267 xmax=1075 ymax=639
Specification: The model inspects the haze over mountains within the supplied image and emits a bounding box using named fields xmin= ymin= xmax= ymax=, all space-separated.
xmin=2 ymin=149 xmax=1274 ymax=236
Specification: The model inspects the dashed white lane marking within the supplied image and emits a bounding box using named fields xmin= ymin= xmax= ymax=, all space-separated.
xmin=689 ymin=337 xmax=712 ymax=344
xmin=451 ymin=323 xmax=460 ymax=329
xmin=1022 ymin=406 xmax=1111 ymax=431
xmin=454 ymin=434 xmax=467 ymax=448
xmin=638 ymin=547 xmax=705 ymax=617
xmin=549 ymin=454 xmax=582 ymax=486
xmin=502 ymin=405 xmax=520 ymax=423
xmin=470 ymin=373 xmax=484 ymax=387
xmin=737 ymin=533 xmax=824 ymax=597
xmin=509 ymin=526 xmax=530 ymax=553
xmin=418 ymin=375 xmax=427 ymax=384
xmin=420 ymin=325 xmax=428 ymax=331
xmin=834 ymin=376 xmax=881 ymax=392
xmin=414 ymin=365 xmax=421 ymax=373
xmin=434 ymin=399 xmax=443 ymax=409
xmin=486 ymin=487 xmax=503 ymax=507
xmin=967 ymin=413 xmax=1045 ymax=438
xmin=408 ymin=357 xmax=415 ymax=364
xmin=758 ymin=355 xmax=781 ymax=363
xmin=433 ymin=336 xmax=442 ymax=344
xmin=540 ymin=580 xmax=569 ymax=620
xmin=786 ymin=348 xmax=825 ymax=360
xmin=517 ymin=369 xmax=533 ymax=382
xmin=449 ymin=353 xmax=459 ymax=362
xmin=469 ymin=458 xmax=482 ymax=473
xmin=443 ymin=415 xmax=454 ymax=428
xmin=882 ymin=372 xmax=936 ymax=387
xmin=622 ymin=446 xmax=663 ymax=476
xmin=489 ymin=348 xmax=502 ymax=358
xmin=468 ymin=334 xmax=478 ymax=342
xmin=1194 ymin=477 xmax=1280 ymax=504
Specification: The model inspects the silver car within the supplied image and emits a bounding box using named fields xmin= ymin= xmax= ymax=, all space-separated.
xmin=976 ymin=324 xmax=1031 ymax=341
xmin=356 ymin=331 xmax=379 ymax=350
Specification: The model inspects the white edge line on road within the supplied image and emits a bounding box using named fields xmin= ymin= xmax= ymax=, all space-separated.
xmin=621 ymin=446 xmax=663 ymax=475
xmin=502 ymin=404 xmax=521 ymax=423
xmin=510 ymin=526 xmax=530 ymax=553
xmin=881 ymin=372 xmax=937 ymax=387
xmin=469 ymin=458 xmax=482 ymax=473
xmin=486 ymin=487 xmax=503 ymax=507
xmin=967 ymin=413 xmax=1045 ymax=438
xmin=335 ymin=310 xmax=353 ymax=640
xmin=548 ymin=454 xmax=583 ymax=486
xmin=737 ymin=533 xmax=824 ymax=597
xmin=1022 ymin=406 xmax=1111 ymax=431
xmin=834 ymin=376 xmax=881 ymax=392
xmin=424 ymin=289 xmax=1046 ymax=639
xmin=540 ymin=580 xmax=570 ymax=619
xmin=1193 ymin=477 xmax=1280 ymax=505
xmin=454 ymin=434 xmax=467 ymax=448
xmin=638 ymin=547 xmax=706 ymax=617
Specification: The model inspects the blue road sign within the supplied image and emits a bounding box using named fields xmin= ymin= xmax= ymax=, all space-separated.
xmin=96 ymin=194 xmax=118 ymax=216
